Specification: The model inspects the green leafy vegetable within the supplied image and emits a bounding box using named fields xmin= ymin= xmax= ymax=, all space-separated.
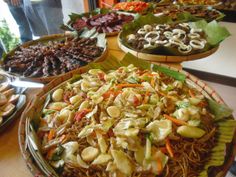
xmin=207 ymin=99 xmax=233 ymax=121
xmin=51 ymin=145 xmax=65 ymax=161
xmin=176 ymin=101 xmax=190 ymax=109
xmin=43 ymin=109 xmax=56 ymax=115
xmin=205 ymin=21 xmax=231 ymax=46
xmin=152 ymin=65 xmax=186 ymax=81
xmin=126 ymin=76 xmax=139 ymax=84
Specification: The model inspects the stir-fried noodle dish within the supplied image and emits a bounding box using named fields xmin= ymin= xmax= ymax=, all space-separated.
xmin=38 ymin=65 xmax=218 ymax=177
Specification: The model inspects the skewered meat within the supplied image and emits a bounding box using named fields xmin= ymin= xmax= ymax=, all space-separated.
xmin=3 ymin=38 xmax=104 ymax=78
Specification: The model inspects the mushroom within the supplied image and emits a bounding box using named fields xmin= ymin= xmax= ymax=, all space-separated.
xmin=81 ymin=146 xmax=99 ymax=162
xmin=107 ymin=106 xmax=120 ymax=118
xmin=69 ymin=95 xmax=81 ymax=105
xmin=92 ymin=154 xmax=112 ymax=165
xmin=52 ymin=89 xmax=64 ymax=102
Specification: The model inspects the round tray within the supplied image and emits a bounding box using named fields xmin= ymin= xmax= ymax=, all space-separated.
xmin=18 ymin=61 xmax=236 ymax=177
xmin=1 ymin=34 xmax=108 ymax=83
xmin=118 ymin=33 xmax=219 ymax=63
xmin=106 ymin=31 xmax=119 ymax=37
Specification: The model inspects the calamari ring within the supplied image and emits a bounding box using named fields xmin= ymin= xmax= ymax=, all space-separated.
xmin=178 ymin=44 xmax=192 ymax=54
xmin=144 ymin=31 xmax=160 ymax=43
xmin=164 ymin=31 xmax=173 ymax=39
xmin=188 ymin=33 xmax=200 ymax=39
xmin=137 ymin=28 xmax=147 ymax=35
xmin=169 ymin=38 xmax=184 ymax=46
xmin=190 ymin=40 xmax=205 ymax=49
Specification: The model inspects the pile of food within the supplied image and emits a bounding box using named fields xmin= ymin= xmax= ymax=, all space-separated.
xmin=126 ymin=23 xmax=207 ymax=54
xmin=37 ymin=64 xmax=218 ymax=177
xmin=217 ymin=0 xmax=236 ymax=10
xmin=0 ymin=83 xmax=20 ymax=125
xmin=153 ymin=5 xmax=223 ymax=21
xmin=175 ymin=0 xmax=219 ymax=5
xmin=72 ymin=12 xmax=134 ymax=34
xmin=113 ymin=1 xmax=149 ymax=13
xmin=3 ymin=38 xmax=104 ymax=78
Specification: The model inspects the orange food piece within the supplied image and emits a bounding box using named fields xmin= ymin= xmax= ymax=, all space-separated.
xmin=164 ymin=114 xmax=188 ymax=126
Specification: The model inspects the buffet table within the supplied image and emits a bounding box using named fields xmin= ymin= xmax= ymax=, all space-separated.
xmin=0 ymin=36 xmax=182 ymax=177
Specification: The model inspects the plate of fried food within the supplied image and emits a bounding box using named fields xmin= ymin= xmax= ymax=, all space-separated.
xmin=1 ymin=29 xmax=107 ymax=83
xmin=118 ymin=13 xmax=230 ymax=62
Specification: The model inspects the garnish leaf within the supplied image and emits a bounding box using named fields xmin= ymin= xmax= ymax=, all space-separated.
xmin=207 ymin=99 xmax=233 ymax=121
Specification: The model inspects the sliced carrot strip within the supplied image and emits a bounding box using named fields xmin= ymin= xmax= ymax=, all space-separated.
xmin=142 ymin=91 xmax=150 ymax=104
xmin=59 ymin=134 xmax=67 ymax=143
xmin=157 ymin=157 xmax=163 ymax=174
xmin=48 ymin=129 xmax=56 ymax=141
xmin=116 ymin=83 xmax=143 ymax=88
xmin=198 ymin=101 xmax=208 ymax=108
xmin=189 ymin=89 xmax=195 ymax=98
xmin=164 ymin=114 xmax=188 ymax=126
xmin=151 ymin=77 xmax=155 ymax=88
xmin=159 ymin=147 xmax=168 ymax=154
xmin=165 ymin=138 xmax=174 ymax=158
xmin=46 ymin=147 xmax=56 ymax=159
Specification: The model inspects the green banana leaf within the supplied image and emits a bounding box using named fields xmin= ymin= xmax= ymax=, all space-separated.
xmin=207 ymin=99 xmax=233 ymax=121
xmin=120 ymin=13 xmax=230 ymax=56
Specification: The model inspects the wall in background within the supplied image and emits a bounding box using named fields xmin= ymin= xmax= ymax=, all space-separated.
xmin=61 ymin=0 xmax=85 ymax=23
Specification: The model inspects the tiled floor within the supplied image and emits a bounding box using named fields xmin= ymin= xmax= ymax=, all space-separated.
xmin=205 ymin=81 xmax=236 ymax=177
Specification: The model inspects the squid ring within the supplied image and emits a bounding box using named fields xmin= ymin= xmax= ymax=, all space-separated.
xmin=178 ymin=45 xmax=192 ymax=54
xmin=137 ymin=28 xmax=147 ymax=35
xmin=190 ymin=40 xmax=205 ymax=49
xmin=144 ymin=31 xmax=160 ymax=43
xmin=155 ymin=40 xmax=168 ymax=45
xmin=164 ymin=31 xmax=173 ymax=39
xmin=188 ymin=33 xmax=200 ymax=39
xmin=190 ymin=28 xmax=202 ymax=33
xmin=169 ymin=38 xmax=184 ymax=46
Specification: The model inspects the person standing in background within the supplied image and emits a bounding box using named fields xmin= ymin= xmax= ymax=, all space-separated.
xmin=3 ymin=0 xmax=33 ymax=43
xmin=23 ymin=0 xmax=64 ymax=36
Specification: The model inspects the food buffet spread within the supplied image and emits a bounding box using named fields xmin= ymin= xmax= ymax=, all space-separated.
xmin=0 ymin=1 xmax=236 ymax=177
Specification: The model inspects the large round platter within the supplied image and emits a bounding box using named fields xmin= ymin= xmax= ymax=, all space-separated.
xmin=0 ymin=34 xmax=108 ymax=83
xmin=152 ymin=5 xmax=225 ymax=22
xmin=118 ymin=33 xmax=219 ymax=63
xmin=18 ymin=55 xmax=236 ymax=177
xmin=62 ymin=9 xmax=134 ymax=37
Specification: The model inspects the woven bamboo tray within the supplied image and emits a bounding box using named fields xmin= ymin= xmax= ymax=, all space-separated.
xmin=1 ymin=34 xmax=108 ymax=83
xmin=117 ymin=33 xmax=219 ymax=63
xmin=106 ymin=31 xmax=119 ymax=37
xmin=18 ymin=60 xmax=236 ymax=177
